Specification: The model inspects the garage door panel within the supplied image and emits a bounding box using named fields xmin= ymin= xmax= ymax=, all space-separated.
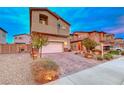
xmin=42 ymin=42 xmax=63 ymax=53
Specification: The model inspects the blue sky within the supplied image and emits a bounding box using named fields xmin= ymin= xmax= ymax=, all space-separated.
xmin=0 ymin=7 xmax=124 ymax=43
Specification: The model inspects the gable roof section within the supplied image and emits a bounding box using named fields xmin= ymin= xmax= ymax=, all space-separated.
xmin=14 ymin=34 xmax=30 ymax=37
xmin=73 ymin=31 xmax=107 ymax=34
xmin=0 ymin=27 xmax=7 ymax=33
xmin=30 ymin=8 xmax=70 ymax=26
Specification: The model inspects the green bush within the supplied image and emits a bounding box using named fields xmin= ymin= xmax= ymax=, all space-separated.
xmin=96 ymin=55 xmax=104 ymax=61
xmin=82 ymin=38 xmax=98 ymax=51
xmin=104 ymin=53 xmax=113 ymax=60
xmin=121 ymin=51 xmax=124 ymax=56
xmin=109 ymin=50 xmax=120 ymax=55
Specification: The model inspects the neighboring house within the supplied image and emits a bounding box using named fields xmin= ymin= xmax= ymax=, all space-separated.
xmin=103 ymin=33 xmax=115 ymax=50
xmin=0 ymin=29 xmax=31 ymax=54
xmin=14 ymin=34 xmax=31 ymax=44
xmin=13 ymin=34 xmax=31 ymax=53
xmin=70 ymin=31 xmax=115 ymax=52
xmin=0 ymin=27 xmax=7 ymax=44
xmin=30 ymin=8 xmax=70 ymax=53
xmin=114 ymin=38 xmax=124 ymax=49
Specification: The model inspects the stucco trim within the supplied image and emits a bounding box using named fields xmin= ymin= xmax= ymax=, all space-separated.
xmin=31 ymin=31 xmax=69 ymax=38
xmin=70 ymin=40 xmax=82 ymax=43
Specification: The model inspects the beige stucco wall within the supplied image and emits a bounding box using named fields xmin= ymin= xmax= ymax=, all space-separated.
xmin=71 ymin=42 xmax=79 ymax=51
xmin=74 ymin=32 xmax=106 ymax=43
xmin=74 ymin=33 xmax=89 ymax=39
xmin=0 ymin=44 xmax=1 ymax=53
xmin=57 ymin=19 xmax=70 ymax=36
xmin=31 ymin=11 xmax=70 ymax=36
xmin=79 ymin=33 xmax=88 ymax=40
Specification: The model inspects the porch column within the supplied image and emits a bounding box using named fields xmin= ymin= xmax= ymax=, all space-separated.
xmin=101 ymin=42 xmax=104 ymax=57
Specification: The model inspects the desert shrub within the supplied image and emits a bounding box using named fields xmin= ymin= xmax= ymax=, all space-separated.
xmin=92 ymin=49 xmax=102 ymax=55
xmin=109 ymin=50 xmax=120 ymax=55
xmin=31 ymin=58 xmax=59 ymax=84
xmin=74 ymin=52 xmax=79 ymax=55
xmin=96 ymin=55 xmax=104 ymax=61
xmin=121 ymin=51 xmax=124 ymax=55
xmin=84 ymin=53 xmax=94 ymax=59
xmin=68 ymin=49 xmax=72 ymax=52
xmin=103 ymin=53 xmax=113 ymax=60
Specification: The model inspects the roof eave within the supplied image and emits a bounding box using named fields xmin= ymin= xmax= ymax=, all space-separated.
xmin=30 ymin=8 xmax=70 ymax=26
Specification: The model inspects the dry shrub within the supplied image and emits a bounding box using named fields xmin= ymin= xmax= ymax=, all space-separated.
xmin=121 ymin=51 xmax=124 ymax=56
xmin=96 ymin=55 xmax=104 ymax=61
xmin=84 ymin=53 xmax=93 ymax=59
xmin=31 ymin=58 xmax=59 ymax=84
xmin=92 ymin=49 xmax=102 ymax=55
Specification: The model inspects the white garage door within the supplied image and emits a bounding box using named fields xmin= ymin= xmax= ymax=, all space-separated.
xmin=42 ymin=42 xmax=64 ymax=53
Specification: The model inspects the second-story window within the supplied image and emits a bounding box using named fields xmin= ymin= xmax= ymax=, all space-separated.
xmin=19 ymin=37 xmax=22 ymax=39
xmin=2 ymin=33 xmax=5 ymax=37
xmin=57 ymin=22 xmax=61 ymax=30
xmin=62 ymin=26 xmax=66 ymax=30
xmin=15 ymin=37 xmax=17 ymax=39
xmin=0 ymin=34 xmax=2 ymax=38
xmin=95 ymin=33 xmax=99 ymax=37
xmin=39 ymin=14 xmax=48 ymax=25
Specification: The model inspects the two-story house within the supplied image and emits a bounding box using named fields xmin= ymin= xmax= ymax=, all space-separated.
xmin=102 ymin=33 xmax=115 ymax=50
xmin=0 ymin=27 xmax=7 ymax=44
xmin=70 ymin=31 xmax=114 ymax=52
xmin=30 ymin=8 xmax=70 ymax=53
xmin=14 ymin=34 xmax=31 ymax=44
xmin=114 ymin=38 xmax=124 ymax=48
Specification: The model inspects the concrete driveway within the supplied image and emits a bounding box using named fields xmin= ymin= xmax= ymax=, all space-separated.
xmin=47 ymin=57 xmax=124 ymax=85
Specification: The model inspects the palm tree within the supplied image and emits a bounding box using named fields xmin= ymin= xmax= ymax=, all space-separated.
xmin=32 ymin=34 xmax=48 ymax=58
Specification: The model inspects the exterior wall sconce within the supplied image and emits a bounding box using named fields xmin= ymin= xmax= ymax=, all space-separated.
xmin=64 ymin=42 xmax=67 ymax=46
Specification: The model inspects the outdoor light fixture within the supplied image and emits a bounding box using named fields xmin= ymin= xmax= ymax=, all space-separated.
xmin=64 ymin=42 xmax=67 ymax=46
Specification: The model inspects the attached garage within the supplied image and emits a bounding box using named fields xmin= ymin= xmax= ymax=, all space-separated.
xmin=42 ymin=42 xmax=64 ymax=53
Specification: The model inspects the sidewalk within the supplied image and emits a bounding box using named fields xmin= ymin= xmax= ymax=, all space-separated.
xmin=47 ymin=57 xmax=124 ymax=85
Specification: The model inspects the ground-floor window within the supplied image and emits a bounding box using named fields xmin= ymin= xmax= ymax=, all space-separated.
xmin=72 ymin=43 xmax=77 ymax=50
xmin=103 ymin=46 xmax=111 ymax=51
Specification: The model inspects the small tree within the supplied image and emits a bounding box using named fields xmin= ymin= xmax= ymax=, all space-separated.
xmin=32 ymin=34 xmax=48 ymax=58
xmin=82 ymin=38 xmax=98 ymax=52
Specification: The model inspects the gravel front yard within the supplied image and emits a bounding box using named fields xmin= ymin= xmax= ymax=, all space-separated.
xmin=0 ymin=52 xmax=105 ymax=84
xmin=0 ymin=53 xmax=36 ymax=85
xmin=43 ymin=52 xmax=106 ymax=77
